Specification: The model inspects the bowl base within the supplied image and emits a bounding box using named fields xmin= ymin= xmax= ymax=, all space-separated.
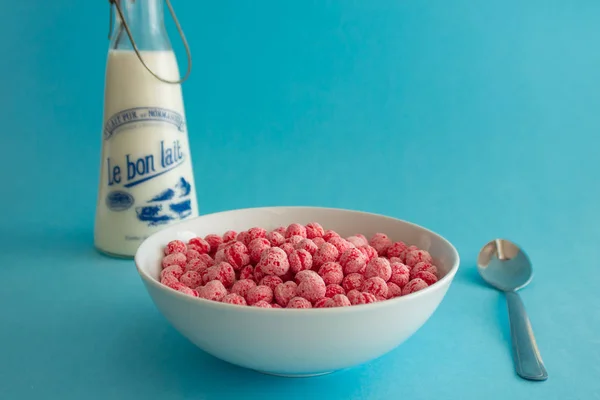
xmin=256 ymin=370 xmax=335 ymax=378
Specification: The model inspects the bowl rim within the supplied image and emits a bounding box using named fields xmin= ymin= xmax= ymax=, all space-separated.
xmin=135 ymin=205 xmax=461 ymax=314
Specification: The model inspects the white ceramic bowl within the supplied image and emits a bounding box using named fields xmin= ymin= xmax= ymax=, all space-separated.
xmin=135 ymin=207 xmax=460 ymax=377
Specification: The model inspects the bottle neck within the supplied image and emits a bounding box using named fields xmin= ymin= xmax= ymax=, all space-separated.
xmin=110 ymin=0 xmax=171 ymax=51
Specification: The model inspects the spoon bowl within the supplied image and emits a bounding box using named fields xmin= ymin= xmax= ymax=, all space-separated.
xmin=477 ymin=239 xmax=532 ymax=292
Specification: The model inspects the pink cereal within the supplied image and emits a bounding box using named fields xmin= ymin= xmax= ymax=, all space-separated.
xmin=164 ymin=240 xmax=186 ymax=255
xmin=266 ymin=231 xmax=285 ymax=247
xmin=253 ymin=265 xmax=266 ymax=282
xmin=222 ymin=230 xmax=238 ymax=243
xmin=178 ymin=286 xmax=198 ymax=297
xmin=248 ymin=238 xmax=271 ymax=264
xmin=348 ymin=291 xmax=377 ymax=305
xmin=362 ymin=277 xmax=388 ymax=298
xmin=328 ymin=237 xmax=354 ymax=255
xmin=287 ymin=297 xmax=313 ymax=309
xmin=318 ymin=262 xmax=344 ymax=285
xmin=402 ymin=278 xmax=429 ymax=295
xmin=356 ymin=234 xmax=368 ymax=243
xmin=342 ymin=273 xmax=365 ymax=292
xmin=287 ymin=235 xmax=304 ymax=246
xmin=294 ymin=270 xmax=321 ymax=284
xmin=214 ymin=248 xmax=227 ymax=264
xmin=259 ymin=275 xmax=284 ymax=291
xmin=185 ymin=257 xmax=209 ymax=274
xmin=305 ymin=222 xmax=325 ymax=239
xmin=162 ymin=252 xmax=187 ymax=269
xmin=325 ymin=284 xmax=346 ymax=298
xmin=389 ymin=262 xmax=410 ymax=287
xmin=361 ymin=292 xmax=378 ymax=304
xmin=246 ymin=227 xmax=267 ymax=244
xmin=253 ymin=300 xmax=272 ymax=308
xmin=295 ymin=238 xmax=318 ymax=255
xmin=365 ymin=257 xmax=392 ymax=281
xmin=246 ymin=285 xmax=274 ymax=305
xmin=160 ymin=264 xmax=184 ymax=280
xmin=279 ymin=242 xmax=295 ymax=256
xmin=222 ymin=293 xmax=247 ymax=306
xmin=289 ymin=249 xmax=313 ymax=274
xmin=185 ymin=249 xmax=200 ymax=261
xmin=239 ymin=265 xmax=254 ymax=281
xmin=405 ymin=249 xmax=433 ymax=268
xmin=199 ymin=253 xmax=215 ymax=267
xmin=314 ymin=298 xmax=330 ymax=308
xmin=203 ymin=262 xmax=235 ymax=288
xmin=369 ymin=233 xmax=392 ymax=256
xmin=398 ymin=245 xmax=418 ymax=263
xmin=274 ymin=281 xmax=298 ymax=307
xmin=313 ymin=242 xmax=340 ymax=268
xmin=160 ymin=273 xmax=180 ymax=287
xmin=188 ymin=238 xmax=211 ymax=254
xmin=286 ymin=223 xmax=307 ymax=239
xmin=346 ymin=235 xmax=369 ymax=247
xmin=180 ymin=271 xmax=203 ymax=288
xmin=230 ymin=279 xmax=257 ymax=298
xmin=198 ymin=280 xmax=227 ymax=301
xmin=216 ymin=241 xmax=234 ymax=253
xmin=312 ymin=237 xmax=326 ymax=248
xmin=346 ymin=289 xmax=362 ymax=305
xmin=322 ymin=230 xmax=340 ymax=242
xmin=271 ymin=303 xmax=282 ymax=308
xmin=414 ymin=271 xmax=438 ymax=286
xmin=358 ymin=245 xmax=378 ymax=262
xmin=297 ymin=275 xmax=326 ymax=302
xmin=223 ymin=241 xmax=250 ymax=270
xmin=326 ymin=294 xmax=351 ymax=308
xmin=280 ymin=269 xmax=294 ymax=283
xmin=236 ymin=231 xmax=249 ymax=245
xmin=204 ymin=234 xmax=223 ymax=253
xmin=340 ymin=248 xmax=368 ymax=275
xmin=387 ymin=282 xmax=403 ymax=298
xmin=257 ymin=247 xmax=290 ymax=276
xmin=273 ymin=226 xmax=287 ymax=235
xmin=411 ymin=262 xmax=438 ymax=279
xmin=387 ymin=241 xmax=408 ymax=259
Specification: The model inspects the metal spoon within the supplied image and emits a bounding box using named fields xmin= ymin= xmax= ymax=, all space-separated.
xmin=477 ymin=239 xmax=548 ymax=381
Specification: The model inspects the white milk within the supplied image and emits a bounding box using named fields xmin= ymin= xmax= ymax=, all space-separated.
xmin=94 ymin=50 xmax=198 ymax=257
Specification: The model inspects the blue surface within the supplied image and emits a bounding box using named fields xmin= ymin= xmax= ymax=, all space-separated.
xmin=1 ymin=0 xmax=599 ymax=398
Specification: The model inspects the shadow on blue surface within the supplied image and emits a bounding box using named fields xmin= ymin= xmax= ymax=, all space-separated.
xmin=104 ymin=312 xmax=362 ymax=399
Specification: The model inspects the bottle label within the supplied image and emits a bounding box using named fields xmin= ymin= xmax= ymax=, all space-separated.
xmin=101 ymin=106 xmax=195 ymax=227
xmin=103 ymin=107 xmax=186 ymax=140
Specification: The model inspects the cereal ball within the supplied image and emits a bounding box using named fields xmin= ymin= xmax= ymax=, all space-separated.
xmin=222 ymin=293 xmax=247 ymax=306
xmin=257 ymin=247 xmax=290 ymax=276
xmin=274 ymin=281 xmax=298 ymax=307
xmin=289 ymin=249 xmax=313 ymax=274
xmin=402 ymin=278 xmax=429 ymax=295
xmin=286 ymin=223 xmax=307 ymax=239
xmin=340 ymin=248 xmax=368 ymax=275
xmin=365 ymin=257 xmax=392 ymax=281
xmin=305 ymin=222 xmax=325 ymax=239
xmin=318 ymin=262 xmax=344 ymax=285
xmin=287 ymin=297 xmax=313 ymax=309
xmin=246 ymin=285 xmax=274 ymax=305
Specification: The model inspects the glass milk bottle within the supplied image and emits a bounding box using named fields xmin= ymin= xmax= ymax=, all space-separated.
xmin=95 ymin=0 xmax=198 ymax=258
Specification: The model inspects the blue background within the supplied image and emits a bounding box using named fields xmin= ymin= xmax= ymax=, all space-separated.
xmin=1 ymin=0 xmax=599 ymax=399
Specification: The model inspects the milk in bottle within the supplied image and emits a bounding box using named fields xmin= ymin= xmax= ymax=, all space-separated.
xmin=95 ymin=0 xmax=198 ymax=257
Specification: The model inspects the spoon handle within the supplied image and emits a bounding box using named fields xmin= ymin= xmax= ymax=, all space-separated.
xmin=505 ymin=291 xmax=548 ymax=381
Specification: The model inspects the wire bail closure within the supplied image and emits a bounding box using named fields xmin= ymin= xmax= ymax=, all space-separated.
xmin=107 ymin=0 xmax=192 ymax=84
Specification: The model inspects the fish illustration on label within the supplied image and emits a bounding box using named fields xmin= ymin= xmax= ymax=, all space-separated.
xmin=136 ymin=177 xmax=193 ymax=226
